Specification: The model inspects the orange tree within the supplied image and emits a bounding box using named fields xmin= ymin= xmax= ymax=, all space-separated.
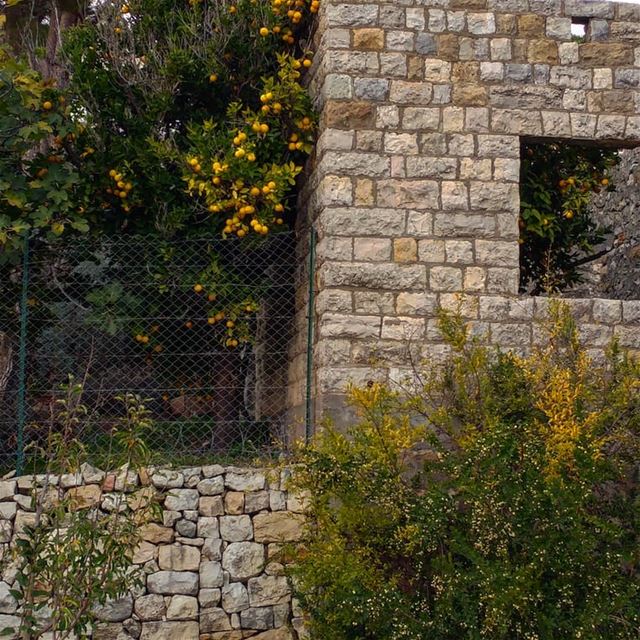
xmin=519 ymin=142 xmax=617 ymax=294
xmin=0 ymin=0 xmax=318 ymax=349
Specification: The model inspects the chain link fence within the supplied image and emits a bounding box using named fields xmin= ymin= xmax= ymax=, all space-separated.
xmin=0 ymin=231 xmax=310 ymax=473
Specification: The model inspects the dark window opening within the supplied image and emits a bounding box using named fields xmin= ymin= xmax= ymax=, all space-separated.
xmin=518 ymin=140 xmax=640 ymax=300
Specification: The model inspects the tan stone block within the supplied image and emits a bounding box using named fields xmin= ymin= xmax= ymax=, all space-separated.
xmin=200 ymin=495 xmax=224 ymax=517
xmin=352 ymin=28 xmax=384 ymax=50
xmin=527 ymin=40 xmax=558 ymax=64
xmin=324 ymin=101 xmax=374 ymax=129
xmin=224 ymin=491 xmax=244 ymax=515
xmin=393 ymin=238 xmax=417 ymax=263
xmin=496 ymin=13 xmax=516 ymax=35
xmin=133 ymin=540 xmax=157 ymax=564
xmin=66 ymin=484 xmax=102 ymax=510
xmin=158 ymin=543 xmax=201 ymax=571
xmin=452 ymin=61 xmax=480 ymax=83
xmin=407 ymin=55 xmax=423 ymax=81
xmin=354 ymin=178 xmax=374 ymax=206
xmin=450 ymin=0 xmax=487 ymax=9
xmin=253 ymin=512 xmax=306 ymax=543
xmin=587 ymin=90 xmax=634 ymax=114
xmin=141 ymin=523 xmax=174 ymax=544
xmin=517 ymin=14 xmax=545 ymax=37
xmin=452 ymin=83 xmax=488 ymax=106
xmin=437 ymin=34 xmax=459 ymax=61
xmin=579 ymin=43 xmax=633 ymax=67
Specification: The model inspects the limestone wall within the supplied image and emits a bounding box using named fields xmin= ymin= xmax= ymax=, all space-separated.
xmin=295 ymin=0 xmax=640 ymax=422
xmin=0 ymin=464 xmax=306 ymax=639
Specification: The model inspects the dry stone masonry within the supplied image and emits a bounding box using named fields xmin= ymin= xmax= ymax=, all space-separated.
xmin=290 ymin=0 xmax=640 ymax=424
xmin=0 ymin=464 xmax=306 ymax=639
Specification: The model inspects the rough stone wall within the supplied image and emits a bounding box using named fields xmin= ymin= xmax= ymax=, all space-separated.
xmin=569 ymin=146 xmax=640 ymax=299
xmin=294 ymin=0 xmax=640 ymax=422
xmin=0 ymin=465 xmax=306 ymax=639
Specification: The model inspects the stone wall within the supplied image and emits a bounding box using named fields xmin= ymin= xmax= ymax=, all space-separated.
xmin=569 ymin=146 xmax=640 ymax=299
xmin=293 ymin=0 xmax=640 ymax=423
xmin=0 ymin=464 xmax=306 ymax=639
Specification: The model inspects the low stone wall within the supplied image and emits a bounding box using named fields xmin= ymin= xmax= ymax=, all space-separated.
xmin=0 ymin=464 xmax=306 ymax=640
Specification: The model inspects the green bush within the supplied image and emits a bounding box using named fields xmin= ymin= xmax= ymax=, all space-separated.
xmin=290 ymin=303 xmax=640 ymax=640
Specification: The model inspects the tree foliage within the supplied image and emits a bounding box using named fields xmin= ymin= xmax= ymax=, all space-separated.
xmin=519 ymin=142 xmax=618 ymax=294
xmin=0 ymin=0 xmax=317 ymax=260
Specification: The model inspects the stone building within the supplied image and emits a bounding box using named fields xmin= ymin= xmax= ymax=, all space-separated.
xmin=287 ymin=0 xmax=640 ymax=429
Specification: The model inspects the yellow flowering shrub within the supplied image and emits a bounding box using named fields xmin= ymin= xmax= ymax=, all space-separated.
xmin=291 ymin=303 xmax=640 ymax=639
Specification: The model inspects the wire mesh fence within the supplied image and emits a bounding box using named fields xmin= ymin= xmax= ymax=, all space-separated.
xmin=0 ymin=231 xmax=305 ymax=473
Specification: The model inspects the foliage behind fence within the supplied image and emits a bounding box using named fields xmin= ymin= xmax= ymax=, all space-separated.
xmin=0 ymin=231 xmax=303 ymax=472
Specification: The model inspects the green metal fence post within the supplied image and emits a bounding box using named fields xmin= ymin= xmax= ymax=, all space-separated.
xmin=16 ymin=232 xmax=30 ymax=475
xmin=304 ymin=226 xmax=316 ymax=444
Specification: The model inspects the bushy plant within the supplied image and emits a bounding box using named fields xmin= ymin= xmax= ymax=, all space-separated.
xmin=291 ymin=303 xmax=640 ymax=640
xmin=5 ymin=379 xmax=158 ymax=640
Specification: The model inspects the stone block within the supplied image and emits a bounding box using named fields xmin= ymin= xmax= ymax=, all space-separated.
xmin=222 ymin=542 xmax=265 ymax=579
xmin=200 ymin=495 xmax=224 ymax=517
xmin=326 ymin=4 xmax=379 ymax=27
xmin=396 ymin=292 xmax=437 ymax=316
xmin=406 ymin=156 xmax=456 ymax=180
xmin=445 ymin=240 xmax=473 ymax=263
xmin=354 ymin=78 xmax=389 ymax=101
xmin=430 ymin=266 xmax=463 ymax=292
xmin=200 ymin=561 xmax=224 ymax=589
xmin=225 ymin=470 xmax=266 ymax=492
xmin=528 ymin=40 xmax=558 ymax=64
xmin=324 ymin=101 xmax=375 ymax=129
xmin=196 ymin=516 xmax=220 ymax=539
xmin=164 ymin=489 xmax=199 ymax=512
xmin=467 ymin=12 xmax=496 ymax=35
xmin=0 ymin=482 xmax=16 ymax=502
xmin=140 ymin=621 xmax=199 ymax=640
xmin=592 ymin=299 xmax=622 ymax=324
xmin=393 ymin=238 xmax=418 ymax=263
xmin=517 ymin=13 xmax=545 ymax=37
xmin=220 ymin=515 xmax=253 ymax=542
xmin=381 ymin=317 xmax=425 ymax=340
xmin=323 ymin=262 xmax=428 ymax=291
xmin=580 ymin=43 xmax=633 ymax=68
xmin=320 ymin=314 xmax=381 ymax=339
xmin=253 ymin=512 xmax=305 ymax=543
xmin=248 ymin=576 xmax=291 ymax=607
xmin=135 ymin=594 xmax=165 ymax=621
xmin=441 ymin=182 xmax=469 ymax=211
xmin=166 ymin=595 xmax=198 ymax=620
xmin=424 ymin=59 xmax=451 ymax=83
xmin=158 ymin=544 xmax=201 ymax=571
xmin=244 ymin=491 xmax=270 ymax=513
xmin=147 ymin=571 xmax=199 ymax=596
xmin=241 ymin=606 xmax=274 ymax=630
xmin=418 ymin=239 xmax=446 ymax=263
xmin=352 ymin=28 xmax=384 ymax=50
xmin=222 ymin=582 xmax=250 ymax=613
xmin=389 ymin=81 xmax=433 ymax=105
xmin=546 ymin=17 xmax=571 ymax=39
xmin=353 ymin=238 xmax=392 ymax=262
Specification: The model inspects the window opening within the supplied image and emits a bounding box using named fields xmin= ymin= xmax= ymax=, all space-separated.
xmin=518 ymin=140 xmax=639 ymax=298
